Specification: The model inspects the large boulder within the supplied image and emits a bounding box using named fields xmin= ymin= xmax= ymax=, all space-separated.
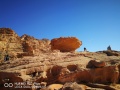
xmin=86 ymin=60 xmax=106 ymax=68
xmin=50 ymin=37 xmax=82 ymax=52
xmin=62 ymin=82 xmax=87 ymax=90
xmin=90 ymin=65 xmax=119 ymax=84
xmin=58 ymin=65 xmax=119 ymax=84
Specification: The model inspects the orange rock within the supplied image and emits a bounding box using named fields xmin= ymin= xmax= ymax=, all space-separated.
xmin=80 ymin=65 xmax=119 ymax=83
xmin=0 ymin=28 xmax=23 ymax=60
xmin=87 ymin=60 xmax=106 ymax=68
xmin=58 ymin=65 xmax=119 ymax=84
xmin=0 ymin=28 xmax=51 ymax=59
xmin=0 ymin=72 xmax=30 ymax=90
xmin=50 ymin=37 xmax=82 ymax=52
xmin=21 ymin=34 xmax=51 ymax=55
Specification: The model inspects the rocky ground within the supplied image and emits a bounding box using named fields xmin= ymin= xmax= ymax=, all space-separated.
xmin=0 ymin=50 xmax=120 ymax=90
xmin=1 ymin=28 xmax=120 ymax=90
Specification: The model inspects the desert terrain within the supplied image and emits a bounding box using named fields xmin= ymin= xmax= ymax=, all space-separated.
xmin=0 ymin=28 xmax=120 ymax=90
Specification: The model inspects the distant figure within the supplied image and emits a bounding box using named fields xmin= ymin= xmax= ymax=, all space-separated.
xmin=107 ymin=45 xmax=111 ymax=51
xmin=84 ymin=47 xmax=87 ymax=52
xmin=4 ymin=55 xmax=9 ymax=61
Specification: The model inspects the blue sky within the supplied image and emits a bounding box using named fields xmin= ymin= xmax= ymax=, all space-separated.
xmin=0 ymin=0 xmax=120 ymax=51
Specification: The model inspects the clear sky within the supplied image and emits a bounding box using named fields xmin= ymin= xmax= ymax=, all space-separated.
xmin=0 ymin=0 xmax=120 ymax=52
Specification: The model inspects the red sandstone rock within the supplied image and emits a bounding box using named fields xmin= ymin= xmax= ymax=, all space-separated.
xmin=50 ymin=37 xmax=82 ymax=52
xmin=1 ymin=28 xmax=120 ymax=90
xmin=87 ymin=60 xmax=106 ymax=68
xmin=0 ymin=72 xmax=30 ymax=90
xmin=0 ymin=72 xmax=23 ymax=84
xmin=58 ymin=65 xmax=119 ymax=84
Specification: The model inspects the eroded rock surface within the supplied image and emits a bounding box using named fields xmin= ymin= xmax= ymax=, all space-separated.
xmin=0 ymin=72 xmax=31 ymax=90
xmin=0 ymin=50 xmax=120 ymax=90
xmin=21 ymin=34 xmax=51 ymax=55
xmin=0 ymin=28 xmax=51 ymax=60
xmin=62 ymin=82 xmax=87 ymax=90
xmin=1 ymin=28 xmax=120 ymax=90
xmin=87 ymin=60 xmax=106 ymax=68
xmin=0 ymin=28 xmax=23 ymax=60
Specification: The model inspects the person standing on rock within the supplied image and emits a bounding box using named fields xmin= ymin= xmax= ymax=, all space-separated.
xmin=4 ymin=54 xmax=9 ymax=61
xmin=107 ymin=45 xmax=111 ymax=51
xmin=84 ymin=47 xmax=87 ymax=52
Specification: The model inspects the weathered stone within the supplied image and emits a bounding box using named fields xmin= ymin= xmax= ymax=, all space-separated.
xmin=86 ymin=83 xmax=116 ymax=90
xmin=103 ymin=50 xmax=120 ymax=56
xmin=0 ymin=28 xmax=14 ymax=34
xmin=58 ymin=65 xmax=119 ymax=84
xmin=50 ymin=37 xmax=82 ymax=52
xmin=62 ymin=82 xmax=86 ymax=90
xmin=0 ymin=72 xmax=31 ymax=90
xmin=67 ymin=65 xmax=77 ymax=71
xmin=0 ymin=28 xmax=23 ymax=60
xmin=50 ymin=65 xmax=63 ymax=76
xmin=1 ymin=28 xmax=120 ymax=90
xmin=87 ymin=60 xmax=106 ymax=68
xmin=46 ymin=84 xmax=63 ymax=90
xmin=21 ymin=34 xmax=51 ymax=55
xmin=0 ymin=28 xmax=51 ymax=60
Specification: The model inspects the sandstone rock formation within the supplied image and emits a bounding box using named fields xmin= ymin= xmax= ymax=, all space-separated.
xmin=21 ymin=34 xmax=51 ymax=55
xmin=87 ymin=60 xmax=106 ymax=68
xmin=62 ymin=82 xmax=87 ymax=90
xmin=41 ymin=84 xmax=63 ymax=90
xmin=50 ymin=37 xmax=82 ymax=52
xmin=0 ymin=28 xmax=23 ymax=60
xmin=0 ymin=51 xmax=120 ymax=90
xmin=58 ymin=65 xmax=119 ymax=84
xmin=103 ymin=50 xmax=120 ymax=56
xmin=1 ymin=28 xmax=120 ymax=90
xmin=0 ymin=72 xmax=31 ymax=90
xmin=0 ymin=28 xmax=51 ymax=60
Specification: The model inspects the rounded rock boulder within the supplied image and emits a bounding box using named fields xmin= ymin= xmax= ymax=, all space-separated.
xmin=50 ymin=37 xmax=82 ymax=52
